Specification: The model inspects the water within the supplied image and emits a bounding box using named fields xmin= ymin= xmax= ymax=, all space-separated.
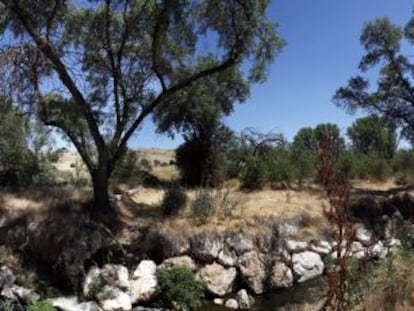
xmin=200 ymin=278 xmax=325 ymax=310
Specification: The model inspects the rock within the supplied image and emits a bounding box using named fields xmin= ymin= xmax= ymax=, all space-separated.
xmin=214 ymin=298 xmax=225 ymax=305
xmin=226 ymin=233 xmax=254 ymax=255
xmin=236 ymin=289 xmax=252 ymax=309
xmin=351 ymin=241 xmax=366 ymax=259
xmin=284 ymin=240 xmax=308 ymax=253
xmin=191 ymin=232 xmax=223 ymax=261
xmin=50 ymin=296 xmax=102 ymax=311
xmin=145 ymin=229 xmax=191 ymax=259
xmin=309 ymin=240 xmax=332 ymax=256
xmin=292 ymin=251 xmax=324 ymax=283
xmin=198 ymin=263 xmax=237 ymax=297
xmin=101 ymin=264 xmax=130 ymax=291
xmin=83 ymin=266 xmax=102 ymax=298
xmin=0 ymin=266 xmax=15 ymax=289
xmin=270 ymin=262 xmax=294 ymax=289
xmin=130 ymin=260 xmax=158 ymax=304
xmin=386 ymin=238 xmax=401 ymax=250
xmin=370 ymin=241 xmax=388 ymax=259
xmin=159 ymin=256 xmax=197 ymax=271
xmin=217 ymin=247 xmax=238 ymax=267
xmin=1 ymin=285 xmax=40 ymax=304
xmin=130 ymin=274 xmax=158 ymax=304
xmin=238 ymin=251 xmax=267 ymax=294
xmin=276 ymin=219 xmax=300 ymax=237
xmin=133 ymin=260 xmax=157 ymax=279
xmin=96 ymin=285 xmax=132 ymax=311
xmin=356 ymin=227 xmax=372 ymax=246
xmin=224 ymin=298 xmax=239 ymax=309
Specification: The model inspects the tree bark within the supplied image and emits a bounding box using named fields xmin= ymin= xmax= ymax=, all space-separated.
xmin=91 ymin=166 xmax=111 ymax=214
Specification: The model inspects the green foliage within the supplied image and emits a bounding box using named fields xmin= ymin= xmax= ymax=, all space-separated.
xmin=112 ymin=150 xmax=145 ymax=184
xmin=334 ymin=16 xmax=414 ymax=144
xmin=161 ymin=184 xmax=188 ymax=216
xmin=265 ymin=147 xmax=296 ymax=184
xmin=392 ymin=149 xmax=414 ymax=184
xmin=28 ymin=300 xmax=55 ymax=311
xmin=347 ymin=115 xmax=397 ymax=158
xmin=157 ymin=266 xmax=207 ymax=310
xmin=242 ymin=156 xmax=269 ymax=189
xmin=85 ymin=276 xmax=104 ymax=300
xmin=175 ymin=126 xmax=233 ymax=187
xmin=192 ymin=189 xmax=215 ymax=222
xmin=0 ymin=0 xmax=284 ymax=210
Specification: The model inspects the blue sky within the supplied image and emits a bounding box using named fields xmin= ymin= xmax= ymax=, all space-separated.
xmin=127 ymin=0 xmax=413 ymax=149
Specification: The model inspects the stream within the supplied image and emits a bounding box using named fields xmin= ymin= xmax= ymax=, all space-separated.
xmin=200 ymin=278 xmax=325 ymax=310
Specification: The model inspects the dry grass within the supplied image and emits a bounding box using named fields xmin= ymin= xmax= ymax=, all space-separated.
xmin=0 ymin=179 xmax=404 ymax=241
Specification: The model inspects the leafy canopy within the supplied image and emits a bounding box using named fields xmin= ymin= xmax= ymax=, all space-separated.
xmin=334 ymin=15 xmax=414 ymax=144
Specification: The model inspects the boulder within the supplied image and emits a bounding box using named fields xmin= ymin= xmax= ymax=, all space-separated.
xmin=130 ymin=260 xmax=158 ymax=304
xmin=226 ymin=233 xmax=254 ymax=256
xmin=237 ymin=251 xmax=267 ymax=294
xmin=0 ymin=266 xmax=15 ymax=289
xmin=198 ymin=263 xmax=237 ymax=297
xmin=270 ymin=262 xmax=294 ymax=289
xmin=96 ymin=285 xmax=132 ymax=311
xmin=130 ymin=275 xmax=158 ymax=304
xmin=236 ymin=289 xmax=253 ymax=310
xmin=145 ymin=229 xmax=191 ymax=259
xmin=284 ymin=240 xmax=308 ymax=253
xmin=191 ymin=232 xmax=223 ymax=261
xmin=159 ymin=256 xmax=197 ymax=271
xmin=217 ymin=247 xmax=238 ymax=267
xmin=213 ymin=298 xmax=225 ymax=305
xmin=132 ymin=260 xmax=157 ymax=279
xmin=224 ymin=298 xmax=239 ymax=309
xmin=1 ymin=285 xmax=40 ymax=305
xmin=356 ymin=227 xmax=372 ymax=246
xmin=50 ymin=297 xmax=102 ymax=311
xmin=101 ymin=264 xmax=130 ymax=291
xmin=292 ymin=251 xmax=324 ymax=283
xmin=309 ymin=240 xmax=332 ymax=256
xmin=370 ymin=241 xmax=388 ymax=259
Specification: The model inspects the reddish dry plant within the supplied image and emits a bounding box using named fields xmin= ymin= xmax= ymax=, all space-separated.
xmin=317 ymin=136 xmax=357 ymax=310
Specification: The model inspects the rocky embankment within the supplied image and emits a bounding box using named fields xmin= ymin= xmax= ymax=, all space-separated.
xmin=0 ymin=214 xmax=405 ymax=310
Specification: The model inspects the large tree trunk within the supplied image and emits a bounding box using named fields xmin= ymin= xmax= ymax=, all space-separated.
xmin=91 ymin=166 xmax=112 ymax=214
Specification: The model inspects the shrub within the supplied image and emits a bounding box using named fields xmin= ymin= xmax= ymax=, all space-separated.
xmin=361 ymin=249 xmax=414 ymax=310
xmin=28 ymin=300 xmax=55 ymax=311
xmin=161 ymin=184 xmax=188 ymax=216
xmin=157 ymin=266 xmax=206 ymax=310
xmin=176 ymin=138 xmax=227 ymax=187
xmin=192 ymin=189 xmax=214 ymax=221
xmin=242 ymin=157 xmax=268 ymax=189
xmin=112 ymin=150 xmax=145 ymax=184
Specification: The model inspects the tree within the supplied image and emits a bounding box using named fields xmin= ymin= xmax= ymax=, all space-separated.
xmin=0 ymin=96 xmax=34 ymax=188
xmin=0 ymin=1 xmax=285 ymax=212
xmin=291 ymin=124 xmax=344 ymax=183
xmin=154 ymin=57 xmax=249 ymax=186
xmin=347 ymin=115 xmax=397 ymax=158
xmin=334 ymin=16 xmax=414 ymax=144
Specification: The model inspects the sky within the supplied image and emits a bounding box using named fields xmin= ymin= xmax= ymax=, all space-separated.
xmin=127 ymin=0 xmax=414 ymax=149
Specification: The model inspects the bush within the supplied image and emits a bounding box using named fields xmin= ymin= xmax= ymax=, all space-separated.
xmin=242 ymin=157 xmax=268 ymax=190
xmin=112 ymin=150 xmax=145 ymax=184
xmin=176 ymin=138 xmax=227 ymax=187
xmin=361 ymin=249 xmax=414 ymax=310
xmin=192 ymin=189 xmax=214 ymax=221
xmin=265 ymin=147 xmax=296 ymax=185
xmin=157 ymin=266 xmax=206 ymax=310
xmin=161 ymin=184 xmax=188 ymax=216
xmin=28 ymin=300 xmax=55 ymax=311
